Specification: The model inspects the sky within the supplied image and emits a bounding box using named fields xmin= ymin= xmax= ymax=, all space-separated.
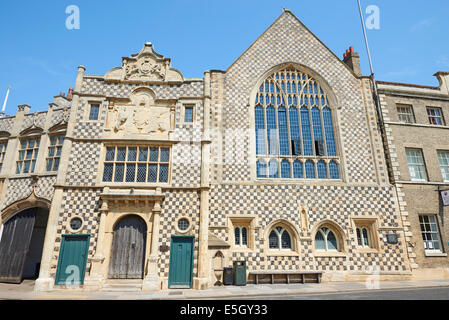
xmin=0 ymin=0 xmax=448 ymax=114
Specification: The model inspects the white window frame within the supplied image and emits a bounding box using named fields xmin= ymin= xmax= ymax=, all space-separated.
xmin=419 ymin=215 xmax=444 ymax=254
xmin=437 ymin=150 xmax=449 ymax=182
xmin=396 ymin=104 xmax=415 ymax=124
xmin=405 ymin=148 xmax=428 ymax=181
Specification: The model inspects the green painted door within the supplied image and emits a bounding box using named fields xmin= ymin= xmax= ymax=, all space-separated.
xmin=55 ymin=235 xmax=90 ymax=286
xmin=168 ymin=236 xmax=194 ymax=288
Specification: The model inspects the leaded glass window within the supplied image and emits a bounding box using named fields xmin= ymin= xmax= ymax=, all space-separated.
xmin=103 ymin=146 xmax=170 ymax=183
xmin=0 ymin=140 xmax=8 ymax=173
xmin=315 ymin=227 xmax=340 ymax=251
xmin=255 ymin=67 xmax=339 ymax=180
xmin=234 ymin=226 xmax=248 ymax=247
xmin=268 ymin=226 xmax=292 ymax=250
xmin=16 ymin=137 xmax=40 ymax=174
xmin=46 ymin=135 xmax=64 ymax=172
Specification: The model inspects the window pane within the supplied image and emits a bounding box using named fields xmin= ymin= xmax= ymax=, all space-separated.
xmin=184 ymin=106 xmax=193 ymax=122
xmin=255 ymin=105 xmax=266 ymax=155
xmin=116 ymin=147 xmax=126 ymax=161
xmin=148 ymin=164 xmax=158 ymax=182
xmin=160 ymin=148 xmax=170 ymax=162
xmin=356 ymin=228 xmax=362 ymax=246
xmin=289 ymin=107 xmax=300 ymax=154
xmin=127 ymin=147 xmax=137 ymax=161
xmin=323 ymin=108 xmax=336 ymax=156
xmin=241 ymin=227 xmax=247 ymax=246
xmin=125 ymin=163 xmax=136 ymax=182
xmin=293 ymin=160 xmax=303 ymax=178
xmin=315 ymin=231 xmax=325 ymax=250
xmin=266 ymin=106 xmax=277 ymax=155
xmin=311 ymin=107 xmax=323 ymax=155
xmin=301 ymin=107 xmax=313 ymax=156
xmin=137 ymin=164 xmax=147 ymax=182
xmin=159 ymin=164 xmax=169 ymax=182
xmin=268 ymin=159 xmax=278 ymax=178
xmin=317 ymin=160 xmax=327 ymax=179
xmin=327 ymin=230 xmax=338 ymax=250
xmin=329 ymin=161 xmax=339 ymax=179
xmin=105 ymin=147 xmax=115 ymax=161
xmin=89 ymin=104 xmax=99 ymax=120
xmin=438 ymin=151 xmax=449 ymax=181
xmin=149 ymin=147 xmax=159 ymax=162
xmin=257 ymin=160 xmax=267 ymax=178
xmin=234 ymin=228 xmax=240 ymax=246
xmin=269 ymin=230 xmax=279 ymax=249
xmin=406 ymin=149 xmax=427 ymax=181
xmin=305 ymin=160 xmax=315 ymax=178
xmin=281 ymin=160 xmax=291 ymax=178
xmin=103 ymin=163 xmax=113 ymax=182
xmin=46 ymin=159 xmax=53 ymax=172
xmin=114 ymin=163 xmax=124 ymax=182
xmin=281 ymin=230 xmax=291 ymax=249
xmin=278 ymin=107 xmax=289 ymax=155
xmin=138 ymin=147 xmax=148 ymax=162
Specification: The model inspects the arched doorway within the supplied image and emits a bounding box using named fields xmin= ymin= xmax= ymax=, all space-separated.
xmin=0 ymin=207 xmax=49 ymax=283
xmin=108 ymin=215 xmax=147 ymax=279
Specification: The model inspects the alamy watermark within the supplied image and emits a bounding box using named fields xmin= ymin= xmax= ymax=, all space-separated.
xmin=66 ymin=5 xmax=80 ymax=30
xmin=365 ymin=5 xmax=380 ymax=30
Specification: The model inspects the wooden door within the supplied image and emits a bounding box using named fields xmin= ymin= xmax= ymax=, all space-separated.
xmin=109 ymin=215 xmax=147 ymax=279
xmin=168 ymin=236 xmax=194 ymax=288
xmin=55 ymin=234 xmax=90 ymax=285
xmin=0 ymin=209 xmax=36 ymax=283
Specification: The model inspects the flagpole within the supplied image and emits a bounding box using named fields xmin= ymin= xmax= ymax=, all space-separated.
xmin=1 ymin=85 xmax=10 ymax=118
xmin=357 ymin=0 xmax=384 ymax=126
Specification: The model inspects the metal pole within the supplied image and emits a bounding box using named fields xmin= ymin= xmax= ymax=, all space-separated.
xmin=357 ymin=0 xmax=384 ymax=126
xmin=1 ymin=85 xmax=11 ymax=117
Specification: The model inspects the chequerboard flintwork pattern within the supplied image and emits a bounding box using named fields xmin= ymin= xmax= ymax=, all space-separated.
xmin=209 ymin=184 xmax=408 ymax=272
xmin=158 ymin=190 xmax=201 ymax=278
xmin=50 ymin=188 xmax=101 ymax=277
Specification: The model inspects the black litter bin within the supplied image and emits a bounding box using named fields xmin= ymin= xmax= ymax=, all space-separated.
xmin=233 ymin=261 xmax=247 ymax=286
xmin=223 ymin=267 xmax=233 ymax=285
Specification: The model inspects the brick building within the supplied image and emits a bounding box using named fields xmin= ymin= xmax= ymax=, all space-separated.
xmin=0 ymin=10 xmax=433 ymax=291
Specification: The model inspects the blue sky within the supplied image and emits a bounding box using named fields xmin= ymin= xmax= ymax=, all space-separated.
xmin=0 ymin=0 xmax=448 ymax=114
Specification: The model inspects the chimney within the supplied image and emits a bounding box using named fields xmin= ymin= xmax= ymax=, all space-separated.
xmin=343 ymin=46 xmax=361 ymax=77
xmin=67 ymin=88 xmax=73 ymax=100
xmin=434 ymin=72 xmax=449 ymax=95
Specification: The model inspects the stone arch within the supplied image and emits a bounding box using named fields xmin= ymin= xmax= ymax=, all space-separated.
xmin=264 ymin=218 xmax=300 ymax=252
xmin=311 ymin=219 xmax=347 ymax=252
xmin=1 ymin=193 xmax=50 ymax=224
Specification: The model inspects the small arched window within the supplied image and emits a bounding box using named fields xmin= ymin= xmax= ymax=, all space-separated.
xmin=255 ymin=66 xmax=340 ymax=180
xmin=269 ymin=226 xmax=292 ymax=250
xmin=234 ymin=226 xmax=248 ymax=247
xmin=315 ymin=226 xmax=339 ymax=251
xmin=356 ymin=226 xmax=370 ymax=248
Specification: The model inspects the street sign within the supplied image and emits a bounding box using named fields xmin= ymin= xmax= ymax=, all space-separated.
xmin=441 ymin=190 xmax=449 ymax=206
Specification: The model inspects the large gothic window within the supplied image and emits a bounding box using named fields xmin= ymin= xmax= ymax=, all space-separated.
xmin=255 ymin=67 xmax=340 ymax=180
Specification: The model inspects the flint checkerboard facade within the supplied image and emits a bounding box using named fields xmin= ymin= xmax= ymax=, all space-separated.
xmin=5 ymin=10 xmax=442 ymax=291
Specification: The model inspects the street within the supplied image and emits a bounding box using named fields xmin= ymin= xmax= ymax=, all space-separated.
xmin=230 ymin=286 xmax=449 ymax=300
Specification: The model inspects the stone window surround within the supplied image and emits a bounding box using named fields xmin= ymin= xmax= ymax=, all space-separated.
xmin=174 ymin=215 xmax=193 ymax=234
xmin=227 ymin=215 xmax=257 ymax=252
xmin=181 ymin=103 xmax=196 ymax=124
xmin=263 ymin=219 xmax=301 ymax=257
xmin=84 ymin=99 xmax=106 ymax=122
xmin=311 ymin=219 xmax=347 ymax=257
xmin=350 ymin=216 xmax=381 ymax=253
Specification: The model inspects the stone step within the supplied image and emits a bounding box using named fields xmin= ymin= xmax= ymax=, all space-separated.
xmin=101 ymin=280 xmax=143 ymax=292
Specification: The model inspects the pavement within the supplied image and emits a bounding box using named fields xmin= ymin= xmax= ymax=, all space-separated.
xmin=1 ymin=278 xmax=449 ymax=300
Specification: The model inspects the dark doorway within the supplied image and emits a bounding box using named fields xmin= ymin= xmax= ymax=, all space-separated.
xmin=0 ymin=207 xmax=49 ymax=283
xmin=108 ymin=215 xmax=147 ymax=279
